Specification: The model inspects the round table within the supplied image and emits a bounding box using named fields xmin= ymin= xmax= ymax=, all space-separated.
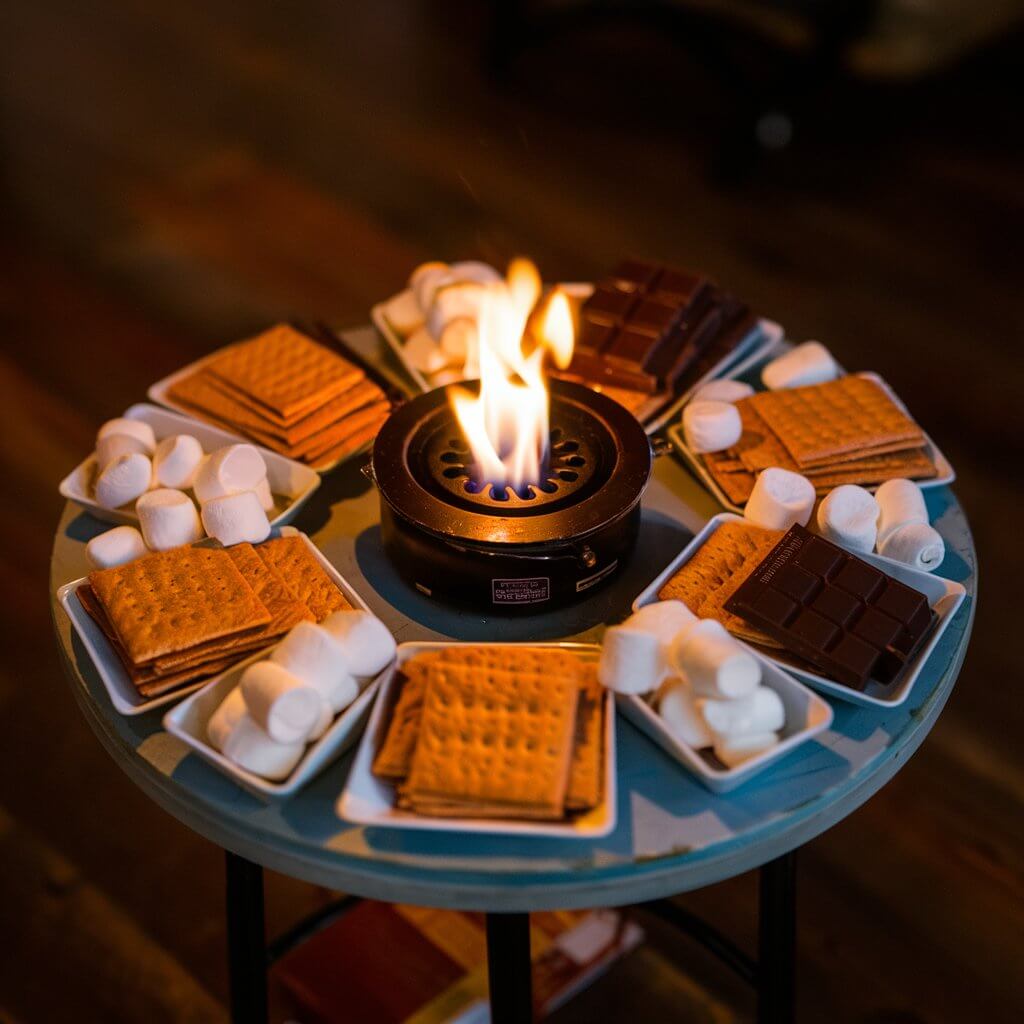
xmin=51 ymin=329 xmax=976 ymax=1024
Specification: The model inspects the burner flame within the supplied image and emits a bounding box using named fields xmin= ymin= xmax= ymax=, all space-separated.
xmin=450 ymin=259 xmax=574 ymax=493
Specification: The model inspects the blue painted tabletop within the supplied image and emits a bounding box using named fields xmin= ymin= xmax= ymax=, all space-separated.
xmin=50 ymin=328 xmax=976 ymax=912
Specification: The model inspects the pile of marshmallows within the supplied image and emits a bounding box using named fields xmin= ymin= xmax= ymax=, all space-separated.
xmin=682 ymin=342 xmax=944 ymax=573
xmin=599 ymin=601 xmax=785 ymax=768
xmin=207 ymin=610 xmax=397 ymax=781
xmin=86 ymin=418 xmax=276 ymax=570
xmin=383 ymin=260 xmax=502 ymax=383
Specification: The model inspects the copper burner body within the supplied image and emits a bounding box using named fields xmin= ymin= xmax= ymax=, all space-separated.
xmin=370 ymin=379 xmax=653 ymax=611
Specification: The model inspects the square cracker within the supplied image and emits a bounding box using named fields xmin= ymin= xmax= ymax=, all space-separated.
xmin=88 ymin=547 xmax=272 ymax=665
xmin=565 ymin=664 xmax=604 ymax=813
xmin=371 ymin=660 xmax=437 ymax=781
xmin=255 ymin=536 xmax=352 ymax=621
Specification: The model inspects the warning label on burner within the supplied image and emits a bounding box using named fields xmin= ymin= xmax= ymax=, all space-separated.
xmin=492 ymin=577 xmax=550 ymax=604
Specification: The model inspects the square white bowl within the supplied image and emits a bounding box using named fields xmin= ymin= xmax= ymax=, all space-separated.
xmin=337 ymin=641 xmax=617 ymax=839
xmin=59 ymin=403 xmax=320 ymax=528
xmin=617 ymin=653 xmax=833 ymax=793
xmin=57 ymin=528 xmax=368 ymax=717
xmin=668 ymin=370 xmax=955 ymax=514
xmin=633 ymin=513 xmax=967 ymax=708
xmin=162 ymin=646 xmax=388 ymax=802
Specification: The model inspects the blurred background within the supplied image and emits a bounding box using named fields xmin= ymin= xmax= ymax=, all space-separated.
xmin=2 ymin=0 xmax=1022 ymax=1021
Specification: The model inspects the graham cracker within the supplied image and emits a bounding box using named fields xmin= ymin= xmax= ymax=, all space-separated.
xmin=282 ymin=400 xmax=391 ymax=461
xmin=371 ymin=660 xmax=437 ymax=781
xmin=88 ymin=547 xmax=272 ymax=665
xmin=255 ymin=536 xmax=352 ymax=621
xmin=307 ymin=414 xmax=390 ymax=470
xmin=565 ymin=664 xmax=604 ymax=813
xmin=226 ymin=542 xmax=313 ymax=634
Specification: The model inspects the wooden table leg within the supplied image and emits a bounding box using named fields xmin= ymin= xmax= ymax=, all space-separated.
xmin=758 ymin=850 xmax=797 ymax=1024
xmin=485 ymin=912 xmax=532 ymax=1024
xmin=225 ymin=851 xmax=268 ymax=1024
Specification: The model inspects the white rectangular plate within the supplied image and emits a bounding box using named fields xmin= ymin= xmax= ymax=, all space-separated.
xmin=669 ymin=366 xmax=956 ymax=514
xmin=59 ymin=403 xmax=320 ymax=528
xmin=338 ymin=641 xmax=617 ymax=838
xmin=633 ymin=513 xmax=967 ymax=708
xmin=162 ymin=648 xmax=387 ymax=802
xmin=57 ymin=528 xmax=368 ymax=717
xmin=618 ymin=653 xmax=833 ymax=793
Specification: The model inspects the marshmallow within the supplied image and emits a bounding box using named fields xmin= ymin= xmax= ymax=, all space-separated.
xmin=449 ymin=260 xmax=503 ymax=286
xmin=745 ymin=468 xmax=815 ymax=530
xmin=598 ymin=625 xmax=664 ymax=694
xmin=439 ymin=317 xmax=477 ymax=365
xmin=669 ymin=619 xmax=760 ymax=699
xmin=136 ymin=488 xmax=203 ymax=550
xmin=96 ymin=417 xmax=156 ymax=454
xmin=692 ymin=380 xmax=755 ymax=404
xmin=714 ymin=732 xmax=779 ymax=769
xmin=193 ymin=444 xmax=267 ymax=504
xmin=625 ymin=601 xmax=699 ymax=653
xmin=319 ymin=611 xmax=397 ymax=677
xmin=698 ymin=686 xmax=785 ymax=740
xmin=409 ymin=262 xmax=453 ymax=310
xmin=270 ymin=621 xmax=355 ymax=709
xmin=201 ymin=490 xmax=271 ymax=546
xmin=308 ymin=695 xmax=334 ymax=741
xmin=86 ymin=525 xmax=148 ymax=569
xmin=96 ymin=433 xmax=151 ymax=471
xmin=878 ymin=522 xmax=945 ymax=573
xmin=152 ymin=434 xmax=204 ymax=489
xmin=95 ymin=452 xmax=152 ymax=509
xmin=254 ymin=476 xmax=275 ymax=514
xmin=222 ymin=713 xmax=305 ymax=780
xmin=817 ymin=485 xmax=879 ymax=554
xmin=426 ymin=282 xmax=487 ymax=340
xmin=876 ymin=478 xmax=928 ymax=546
xmin=207 ymin=686 xmax=247 ymax=751
xmin=682 ymin=400 xmax=742 ymax=454
xmin=761 ymin=342 xmax=839 ymax=390
xmin=657 ymin=678 xmax=713 ymax=749
xmin=240 ymin=661 xmax=323 ymax=744
xmin=404 ymin=327 xmax=451 ymax=375
xmin=384 ymin=287 xmax=425 ymax=336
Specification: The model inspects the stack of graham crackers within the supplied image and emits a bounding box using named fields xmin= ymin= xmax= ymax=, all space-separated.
xmin=167 ymin=324 xmax=393 ymax=470
xmin=702 ymin=376 xmax=937 ymax=505
xmin=373 ymin=647 xmax=604 ymax=821
xmin=77 ymin=536 xmax=352 ymax=698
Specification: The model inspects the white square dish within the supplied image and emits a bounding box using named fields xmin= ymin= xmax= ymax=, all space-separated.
xmin=56 ymin=528 xmax=368 ymax=717
xmin=162 ymin=647 xmax=387 ymax=802
xmin=617 ymin=653 xmax=833 ymax=793
xmin=59 ymin=403 xmax=320 ymax=528
xmin=633 ymin=513 xmax=967 ymax=708
xmin=337 ymin=641 xmax=617 ymax=839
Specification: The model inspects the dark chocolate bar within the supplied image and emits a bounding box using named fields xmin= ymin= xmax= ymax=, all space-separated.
xmin=724 ymin=524 xmax=936 ymax=690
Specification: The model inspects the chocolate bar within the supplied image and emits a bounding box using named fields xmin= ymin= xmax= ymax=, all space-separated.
xmin=724 ymin=524 xmax=936 ymax=690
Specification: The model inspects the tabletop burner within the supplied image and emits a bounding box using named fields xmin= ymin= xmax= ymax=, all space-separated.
xmin=369 ymin=379 xmax=654 ymax=611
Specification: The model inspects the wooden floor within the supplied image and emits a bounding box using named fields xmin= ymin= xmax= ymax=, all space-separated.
xmin=1 ymin=1 xmax=1022 ymax=1020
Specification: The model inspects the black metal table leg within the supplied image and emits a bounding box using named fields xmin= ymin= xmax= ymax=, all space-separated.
xmin=485 ymin=912 xmax=533 ymax=1024
xmin=758 ymin=850 xmax=797 ymax=1024
xmin=225 ymin=851 xmax=268 ymax=1024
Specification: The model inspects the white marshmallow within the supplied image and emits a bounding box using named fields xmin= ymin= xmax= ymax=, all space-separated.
xmin=598 ymin=625 xmax=664 ymax=694
xmin=193 ymin=444 xmax=267 ymax=504
xmin=669 ymin=619 xmax=760 ymax=699
xmin=449 ymin=260 xmax=503 ymax=286
xmin=875 ymin=478 xmax=928 ymax=546
xmin=682 ymin=400 xmax=743 ymax=454
xmin=698 ymin=686 xmax=785 ymax=740
xmin=308 ymin=695 xmax=334 ymax=741
xmin=96 ymin=433 xmax=150 ymax=471
xmin=86 ymin=525 xmax=148 ymax=569
xmin=761 ymin=342 xmax=839 ymax=390
xmin=201 ymin=490 xmax=271 ymax=546
xmin=745 ymin=468 xmax=815 ymax=530
xmin=95 ymin=452 xmax=152 ymax=509
xmin=714 ymin=731 xmax=779 ymax=768
xmin=625 ymin=601 xmax=699 ymax=653
xmin=817 ymin=485 xmax=879 ymax=554
xmin=240 ymin=661 xmax=323 ymax=744
xmin=136 ymin=488 xmax=203 ymax=550
xmin=426 ymin=282 xmax=487 ymax=340
xmin=319 ymin=611 xmax=397 ymax=677
xmin=222 ymin=713 xmax=305 ymax=781
xmin=878 ymin=522 xmax=945 ymax=573
xmin=207 ymin=686 xmax=247 ymax=752
xmin=439 ymin=317 xmax=477 ymax=365
xmin=152 ymin=434 xmax=204 ymax=489
xmin=96 ymin=417 xmax=156 ymax=454
xmin=692 ymin=379 xmax=755 ymax=404
xmin=254 ymin=476 xmax=275 ymax=514
xmin=271 ymin=621 xmax=351 ymax=701
xmin=384 ymin=287 xmax=425 ymax=336
xmin=657 ymin=678 xmax=713 ymax=749
xmin=409 ymin=263 xmax=452 ymax=310
xmin=404 ymin=327 xmax=451 ymax=375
